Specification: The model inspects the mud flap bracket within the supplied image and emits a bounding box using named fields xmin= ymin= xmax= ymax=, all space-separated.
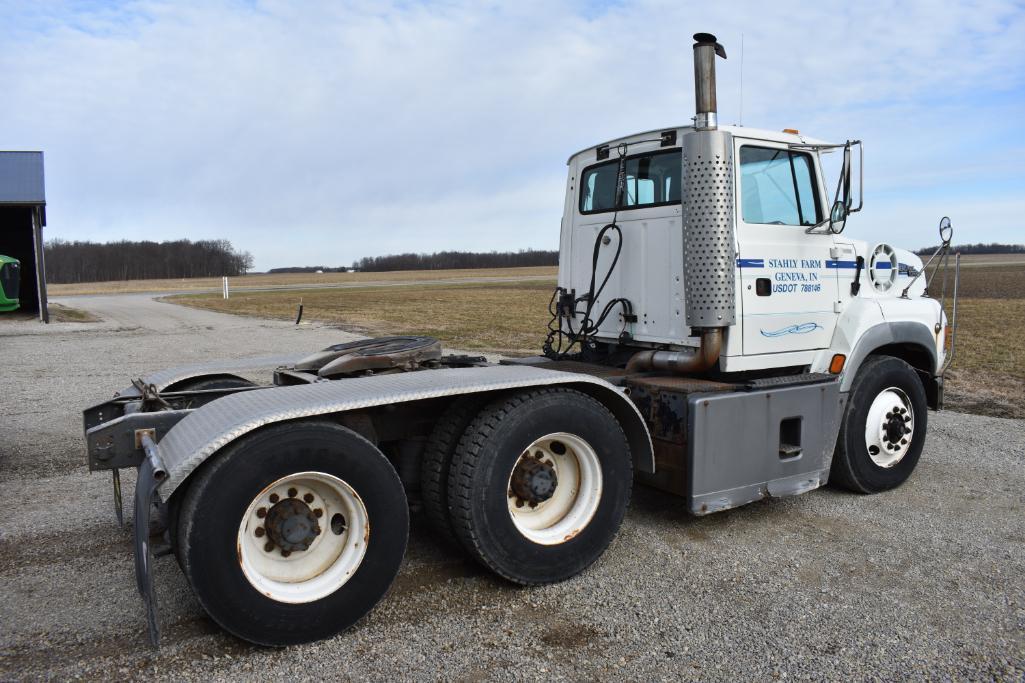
xmin=133 ymin=434 xmax=167 ymax=648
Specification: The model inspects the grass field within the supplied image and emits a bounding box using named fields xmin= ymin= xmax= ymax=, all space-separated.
xmin=47 ymin=266 xmax=558 ymax=296
xmin=170 ymin=280 xmax=557 ymax=355
xmin=159 ymin=257 xmax=1025 ymax=419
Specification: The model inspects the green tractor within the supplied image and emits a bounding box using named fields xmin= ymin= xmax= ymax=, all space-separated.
xmin=0 ymin=254 xmax=21 ymax=312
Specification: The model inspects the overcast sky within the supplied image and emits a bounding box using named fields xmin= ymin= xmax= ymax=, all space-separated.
xmin=2 ymin=0 xmax=1023 ymax=270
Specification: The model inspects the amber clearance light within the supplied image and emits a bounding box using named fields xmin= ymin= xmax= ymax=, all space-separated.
xmin=829 ymin=354 xmax=846 ymax=374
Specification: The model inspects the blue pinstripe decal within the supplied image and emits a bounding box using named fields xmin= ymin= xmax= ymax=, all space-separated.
xmin=735 ymin=258 xmax=916 ymax=276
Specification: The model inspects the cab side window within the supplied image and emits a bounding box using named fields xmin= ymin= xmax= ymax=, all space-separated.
xmin=580 ymin=150 xmax=681 ymax=214
xmin=739 ymin=146 xmax=820 ymax=226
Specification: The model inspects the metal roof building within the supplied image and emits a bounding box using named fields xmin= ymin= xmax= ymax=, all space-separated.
xmin=0 ymin=151 xmax=48 ymax=322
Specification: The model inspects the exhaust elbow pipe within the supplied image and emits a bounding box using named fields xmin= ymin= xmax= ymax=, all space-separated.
xmin=625 ymin=329 xmax=723 ymax=374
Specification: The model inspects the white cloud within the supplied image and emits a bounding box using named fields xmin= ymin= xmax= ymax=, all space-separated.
xmin=1 ymin=0 xmax=1023 ymax=269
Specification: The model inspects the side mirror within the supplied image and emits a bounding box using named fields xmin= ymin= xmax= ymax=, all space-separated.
xmin=939 ymin=216 xmax=953 ymax=244
xmin=842 ymin=145 xmax=852 ymax=209
xmin=824 ymin=140 xmax=862 ymax=234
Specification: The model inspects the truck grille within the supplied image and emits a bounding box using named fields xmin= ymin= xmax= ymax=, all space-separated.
xmin=0 ymin=261 xmax=21 ymax=301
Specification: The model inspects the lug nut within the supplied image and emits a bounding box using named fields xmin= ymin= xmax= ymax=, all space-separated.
xmin=314 ymin=508 xmax=323 ymax=518
xmin=288 ymin=487 xmax=298 ymax=498
xmin=303 ymin=493 xmax=314 ymax=503
xmin=281 ymin=550 xmax=291 ymax=557
xmin=901 ymin=439 xmax=907 ymax=445
xmin=264 ymin=542 xmax=274 ymax=552
xmin=255 ymin=527 xmax=265 ymax=537
xmin=257 ymin=507 xmax=267 ymax=518
xmin=269 ymin=493 xmax=279 ymax=503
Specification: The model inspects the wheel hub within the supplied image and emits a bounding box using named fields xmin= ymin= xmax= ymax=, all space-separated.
xmin=865 ymin=387 xmax=914 ymax=468
xmin=264 ymin=498 xmax=321 ymax=552
xmin=883 ymin=409 xmax=909 ymax=446
xmin=510 ymin=455 xmax=558 ymax=505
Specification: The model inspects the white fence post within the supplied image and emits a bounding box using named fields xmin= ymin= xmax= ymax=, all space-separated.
xmin=223 ymin=276 xmax=229 ymax=299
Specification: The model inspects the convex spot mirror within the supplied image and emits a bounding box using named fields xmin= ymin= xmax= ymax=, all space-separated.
xmin=939 ymin=216 xmax=953 ymax=244
xmin=830 ymin=201 xmax=848 ymax=230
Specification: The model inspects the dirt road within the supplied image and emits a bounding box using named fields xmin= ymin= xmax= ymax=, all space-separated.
xmin=1 ymin=295 xmax=1022 ymax=680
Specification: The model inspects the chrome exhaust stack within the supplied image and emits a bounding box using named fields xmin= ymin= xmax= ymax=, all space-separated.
xmin=627 ymin=33 xmax=735 ymax=375
xmin=692 ymin=32 xmax=727 ymax=131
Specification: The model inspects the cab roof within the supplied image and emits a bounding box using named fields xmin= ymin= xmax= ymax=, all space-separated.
xmin=566 ymin=125 xmax=834 ymax=165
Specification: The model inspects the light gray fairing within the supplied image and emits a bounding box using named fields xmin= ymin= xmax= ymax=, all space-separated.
xmin=155 ymin=365 xmax=655 ymax=499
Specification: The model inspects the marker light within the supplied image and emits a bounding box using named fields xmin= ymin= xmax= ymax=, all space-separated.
xmin=782 ymin=128 xmax=800 ymax=134
xmin=829 ymin=354 xmax=846 ymax=374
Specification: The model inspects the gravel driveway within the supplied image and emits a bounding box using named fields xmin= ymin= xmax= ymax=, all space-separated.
xmin=1 ymin=295 xmax=1023 ymax=681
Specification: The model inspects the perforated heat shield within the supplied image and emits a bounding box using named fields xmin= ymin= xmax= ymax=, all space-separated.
xmin=682 ymin=129 xmax=737 ymax=327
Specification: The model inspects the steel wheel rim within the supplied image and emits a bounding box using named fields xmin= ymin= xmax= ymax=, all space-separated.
xmin=864 ymin=386 xmax=915 ymax=468
xmin=237 ymin=471 xmax=369 ymax=603
xmin=506 ymin=432 xmax=603 ymax=546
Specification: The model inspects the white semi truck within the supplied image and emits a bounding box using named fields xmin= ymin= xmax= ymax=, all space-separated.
xmin=83 ymin=33 xmax=959 ymax=647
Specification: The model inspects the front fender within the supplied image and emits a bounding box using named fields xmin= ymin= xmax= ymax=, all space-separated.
xmin=155 ymin=365 xmax=655 ymax=500
xmin=842 ymin=321 xmax=938 ymax=391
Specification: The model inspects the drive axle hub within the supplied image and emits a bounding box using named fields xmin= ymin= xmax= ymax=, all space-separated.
xmin=510 ymin=455 xmax=558 ymax=505
xmin=264 ymin=498 xmax=321 ymax=552
xmin=883 ymin=408 xmax=910 ymax=447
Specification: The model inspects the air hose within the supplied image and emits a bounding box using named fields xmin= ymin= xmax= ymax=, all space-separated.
xmin=544 ymin=146 xmax=634 ymax=359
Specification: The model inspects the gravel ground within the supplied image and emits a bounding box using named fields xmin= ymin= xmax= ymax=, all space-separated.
xmin=1 ymin=295 xmax=1023 ymax=681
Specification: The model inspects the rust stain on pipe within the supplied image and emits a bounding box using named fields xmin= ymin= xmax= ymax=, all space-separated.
xmin=625 ymin=328 xmax=723 ymax=375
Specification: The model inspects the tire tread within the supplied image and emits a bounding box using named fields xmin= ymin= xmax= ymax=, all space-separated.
xmin=420 ymin=398 xmax=478 ymax=545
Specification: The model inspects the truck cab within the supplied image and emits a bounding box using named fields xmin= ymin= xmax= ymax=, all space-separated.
xmin=558 ymin=124 xmax=945 ymax=393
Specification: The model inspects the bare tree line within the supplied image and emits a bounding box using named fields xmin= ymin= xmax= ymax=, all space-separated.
xmin=352 ymin=249 xmax=558 ymax=272
xmin=914 ymin=242 xmax=1024 ymax=256
xmin=269 ymin=266 xmax=349 ymax=273
xmin=44 ymin=239 xmax=254 ymax=283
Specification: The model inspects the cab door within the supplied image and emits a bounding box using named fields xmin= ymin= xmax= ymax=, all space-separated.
xmin=734 ymin=140 xmax=838 ymax=355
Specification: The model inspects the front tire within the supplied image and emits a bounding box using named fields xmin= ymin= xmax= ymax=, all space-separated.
xmin=448 ymin=388 xmax=632 ymax=585
xmin=177 ymin=421 xmax=408 ymax=646
xmin=831 ymin=356 xmax=928 ymax=493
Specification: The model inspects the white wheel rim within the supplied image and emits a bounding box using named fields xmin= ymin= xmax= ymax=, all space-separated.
xmin=864 ymin=387 xmax=915 ymax=468
xmin=237 ymin=471 xmax=369 ymax=604
xmin=506 ymin=432 xmax=603 ymax=546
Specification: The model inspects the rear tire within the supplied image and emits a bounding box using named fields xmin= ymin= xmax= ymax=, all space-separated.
xmin=177 ymin=421 xmax=408 ymax=646
xmin=419 ymin=398 xmax=479 ymax=545
xmin=831 ymin=356 xmax=928 ymax=493
xmin=165 ymin=376 xmax=258 ymax=549
xmin=448 ymin=388 xmax=632 ymax=585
